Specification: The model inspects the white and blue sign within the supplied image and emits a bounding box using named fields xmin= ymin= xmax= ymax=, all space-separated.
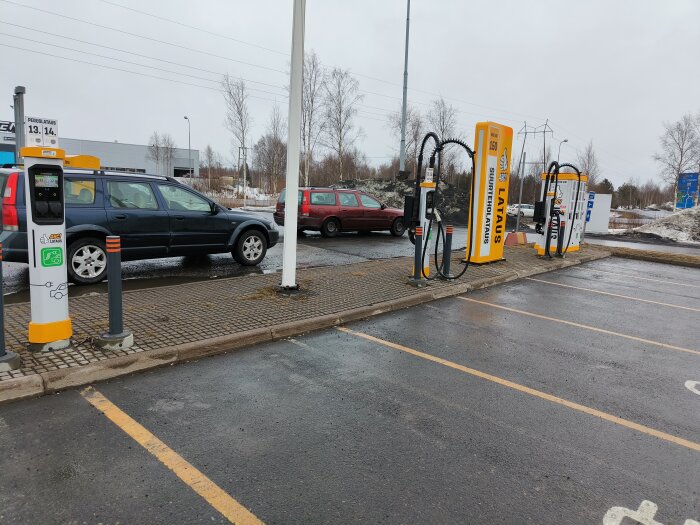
xmin=586 ymin=192 xmax=595 ymax=222
xmin=676 ymin=173 xmax=698 ymax=209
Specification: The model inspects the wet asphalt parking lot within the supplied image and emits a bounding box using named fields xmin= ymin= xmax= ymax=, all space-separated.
xmin=0 ymin=256 xmax=698 ymax=524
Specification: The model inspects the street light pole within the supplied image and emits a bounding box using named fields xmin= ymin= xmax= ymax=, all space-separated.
xmin=183 ymin=116 xmax=192 ymax=179
xmin=557 ymin=138 xmax=568 ymax=163
xmin=280 ymin=0 xmax=305 ymax=290
xmin=398 ymin=0 xmax=411 ymax=179
xmin=13 ymin=86 xmax=26 ymax=162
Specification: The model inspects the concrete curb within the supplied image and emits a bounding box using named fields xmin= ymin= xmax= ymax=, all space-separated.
xmin=606 ymin=246 xmax=700 ymax=269
xmin=0 ymin=249 xmax=612 ymax=404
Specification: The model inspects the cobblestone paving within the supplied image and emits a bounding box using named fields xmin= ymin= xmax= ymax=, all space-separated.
xmin=0 ymin=244 xmax=610 ymax=381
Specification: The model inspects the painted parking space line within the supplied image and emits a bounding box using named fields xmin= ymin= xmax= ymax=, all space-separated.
xmin=571 ymin=266 xmax=700 ymax=290
xmin=525 ymin=277 xmax=700 ymax=312
xmin=458 ymin=297 xmax=700 ymax=357
xmin=80 ymin=386 xmax=263 ymax=525
xmin=336 ymin=327 xmax=700 ymax=453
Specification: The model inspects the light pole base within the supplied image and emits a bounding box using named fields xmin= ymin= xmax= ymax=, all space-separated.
xmin=275 ymin=284 xmax=300 ymax=296
xmin=0 ymin=351 xmax=21 ymax=371
xmin=28 ymin=339 xmax=71 ymax=353
xmin=96 ymin=331 xmax=134 ymax=351
xmin=408 ymin=278 xmax=428 ymax=288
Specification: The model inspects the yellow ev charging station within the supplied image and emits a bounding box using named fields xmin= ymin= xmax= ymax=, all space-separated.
xmin=21 ymin=118 xmax=99 ymax=351
xmin=533 ymin=163 xmax=587 ymax=257
xmin=405 ymin=121 xmax=513 ymax=284
xmin=466 ymin=122 xmax=514 ymax=264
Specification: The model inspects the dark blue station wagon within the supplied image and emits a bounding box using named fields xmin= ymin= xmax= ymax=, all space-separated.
xmin=0 ymin=168 xmax=278 ymax=284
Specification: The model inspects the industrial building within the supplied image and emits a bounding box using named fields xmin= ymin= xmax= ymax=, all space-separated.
xmin=0 ymin=120 xmax=199 ymax=177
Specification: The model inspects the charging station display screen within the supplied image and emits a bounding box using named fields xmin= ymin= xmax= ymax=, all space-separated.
xmin=34 ymin=174 xmax=59 ymax=188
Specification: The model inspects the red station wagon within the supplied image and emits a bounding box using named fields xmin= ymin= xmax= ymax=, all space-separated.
xmin=274 ymin=187 xmax=405 ymax=238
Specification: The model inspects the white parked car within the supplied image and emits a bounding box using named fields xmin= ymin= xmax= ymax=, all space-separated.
xmin=507 ymin=203 xmax=535 ymax=218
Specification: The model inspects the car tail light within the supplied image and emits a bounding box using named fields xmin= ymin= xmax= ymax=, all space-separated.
xmin=300 ymin=190 xmax=310 ymax=217
xmin=2 ymin=172 xmax=19 ymax=231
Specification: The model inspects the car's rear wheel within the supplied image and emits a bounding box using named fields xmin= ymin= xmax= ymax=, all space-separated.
xmin=233 ymin=230 xmax=267 ymax=266
xmin=390 ymin=217 xmax=406 ymax=237
xmin=320 ymin=218 xmax=340 ymax=238
xmin=68 ymin=237 xmax=108 ymax=285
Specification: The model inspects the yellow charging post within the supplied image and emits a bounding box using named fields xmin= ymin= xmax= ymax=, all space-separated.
xmin=466 ymin=122 xmax=514 ymax=264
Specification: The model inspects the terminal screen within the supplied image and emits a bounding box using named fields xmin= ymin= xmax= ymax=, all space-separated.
xmin=34 ymin=174 xmax=59 ymax=188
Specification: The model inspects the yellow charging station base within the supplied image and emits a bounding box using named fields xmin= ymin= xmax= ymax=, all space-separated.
xmin=28 ymin=318 xmax=72 ymax=343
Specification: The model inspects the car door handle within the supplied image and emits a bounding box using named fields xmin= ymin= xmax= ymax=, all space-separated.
xmin=173 ymin=215 xmax=185 ymax=221
xmin=113 ymin=214 xmax=127 ymax=220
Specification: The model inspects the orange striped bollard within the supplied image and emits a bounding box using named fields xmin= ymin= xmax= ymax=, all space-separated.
xmin=442 ymin=225 xmax=454 ymax=278
xmin=411 ymin=226 xmax=424 ymax=286
xmin=97 ymin=236 xmax=133 ymax=350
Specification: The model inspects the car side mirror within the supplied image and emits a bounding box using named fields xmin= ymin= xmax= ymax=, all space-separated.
xmin=210 ymin=202 xmax=219 ymax=215
xmin=380 ymin=203 xmax=387 ymax=210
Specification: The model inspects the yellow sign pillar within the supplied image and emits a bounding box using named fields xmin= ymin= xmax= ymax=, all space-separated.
xmin=466 ymin=122 xmax=513 ymax=264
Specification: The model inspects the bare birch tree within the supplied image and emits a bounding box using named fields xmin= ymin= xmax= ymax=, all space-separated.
xmin=427 ymin=97 xmax=458 ymax=181
xmin=223 ymin=75 xmax=252 ymax=195
xmin=302 ymin=51 xmax=326 ymax=186
xmin=388 ymin=104 xmax=423 ymax=177
xmin=253 ymin=105 xmax=287 ymax=194
xmin=160 ymin=133 xmax=176 ymax=176
xmin=146 ymin=131 xmax=163 ymax=175
xmin=576 ymin=140 xmax=601 ymax=187
xmin=322 ymin=67 xmax=363 ymax=181
xmin=653 ymin=113 xmax=700 ymax=186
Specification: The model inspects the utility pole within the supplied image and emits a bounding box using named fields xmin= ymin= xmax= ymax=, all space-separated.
xmin=13 ymin=86 xmax=25 ymax=162
xmin=280 ymin=0 xmax=305 ymax=290
xmin=183 ymin=116 xmax=192 ymax=179
xmin=398 ymin=0 xmax=411 ymax=179
xmin=514 ymin=151 xmax=526 ymax=233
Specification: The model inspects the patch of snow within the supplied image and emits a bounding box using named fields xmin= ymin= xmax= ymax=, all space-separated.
xmin=633 ymin=206 xmax=700 ymax=243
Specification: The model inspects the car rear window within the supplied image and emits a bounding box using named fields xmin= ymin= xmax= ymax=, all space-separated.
xmin=65 ymin=179 xmax=96 ymax=205
xmin=311 ymin=192 xmax=336 ymax=205
xmin=279 ymin=189 xmax=302 ymax=204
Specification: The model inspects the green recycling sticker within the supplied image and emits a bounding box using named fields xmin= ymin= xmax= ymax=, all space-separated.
xmin=41 ymin=247 xmax=63 ymax=267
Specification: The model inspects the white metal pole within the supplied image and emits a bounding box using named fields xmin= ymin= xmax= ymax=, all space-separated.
xmin=281 ymin=0 xmax=305 ymax=289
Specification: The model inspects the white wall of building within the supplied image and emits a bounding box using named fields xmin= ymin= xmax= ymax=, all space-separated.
xmin=61 ymin=138 xmax=199 ymax=177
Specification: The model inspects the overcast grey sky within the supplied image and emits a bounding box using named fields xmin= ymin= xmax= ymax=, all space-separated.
xmin=2 ymin=0 xmax=699 ymax=187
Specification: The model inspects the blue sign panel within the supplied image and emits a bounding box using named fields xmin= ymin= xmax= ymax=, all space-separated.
xmin=676 ymin=172 xmax=698 ymax=209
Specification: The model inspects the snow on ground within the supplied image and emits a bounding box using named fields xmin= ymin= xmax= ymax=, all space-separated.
xmin=633 ymin=206 xmax=700 ymax=243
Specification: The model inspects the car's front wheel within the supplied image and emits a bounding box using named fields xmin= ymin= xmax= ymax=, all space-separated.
xmin=233 ymin=230 xmax=267 ymax=266
xmin=68 ymin=237 xmax=108 ymax=285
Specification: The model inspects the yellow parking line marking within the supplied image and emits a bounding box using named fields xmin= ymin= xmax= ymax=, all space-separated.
xmin=336 ymin=327 xmax=700 ymax=453
xmin=572 ymin=266 xmax=700 ymax=289
xmin=525 ymin=277 xmax=700 ymax=312
xmin=81 ymin=387 xmax=264 ymax=525
xmin=458 ymin=297 xmax=700 ymax=357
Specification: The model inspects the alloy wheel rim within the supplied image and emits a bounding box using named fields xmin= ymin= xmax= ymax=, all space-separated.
xmin=72 ymin=245 xmax=107 ymax=278
xmin=242 ymin=236 xmax=263 ymax=261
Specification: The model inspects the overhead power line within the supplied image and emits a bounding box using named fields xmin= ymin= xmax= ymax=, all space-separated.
xmin=96 ymin=0 xmax=288 ymax=57
xmin=0 ymin=0 xmax=288 ymax=75
xmin=0 ymin=30 xmax=288 ymax=98
xmin=0 ymin=19 xmax=286 ymax=91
